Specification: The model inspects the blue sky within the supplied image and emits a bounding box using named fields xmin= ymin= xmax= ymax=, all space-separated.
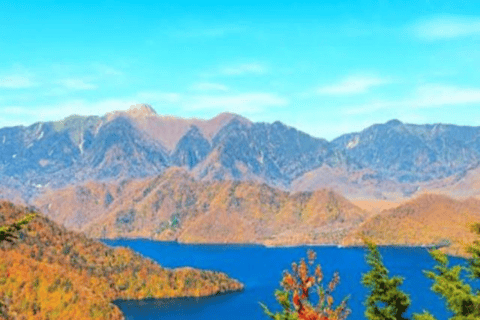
xmin=1 ymin=0 xmax=480 ymax=140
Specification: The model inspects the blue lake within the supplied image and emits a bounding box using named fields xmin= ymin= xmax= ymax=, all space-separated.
xmin=102 ymin=240 xmax=470 ymax=320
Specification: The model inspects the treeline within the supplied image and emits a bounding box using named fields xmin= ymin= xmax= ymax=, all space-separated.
xmin=0 ymin=201 xmax=243 ymax=319
xmin=262 ymin=224 xmax=480 ymax=320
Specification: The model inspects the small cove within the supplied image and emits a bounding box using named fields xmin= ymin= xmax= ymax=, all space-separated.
xmin=103 ymin=240 xmax=470 ymax=320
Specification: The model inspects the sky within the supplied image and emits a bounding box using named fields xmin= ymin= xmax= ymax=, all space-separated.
xmin=1 ymin=0 xmax=480 ymax=141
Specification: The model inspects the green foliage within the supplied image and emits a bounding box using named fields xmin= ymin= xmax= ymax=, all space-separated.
xmin=467 ymin=222 xmax=480 ymax=280
xmin=415 ymin=222 xmax=480 ymax=320
xmin=260 ymin=290 xmax=299 ymax=320
xmin=0 ymin=213 xmax=36 ymax=243
xmin=419 ymin=249 xmax=480 ymax=320
xmin=362 ymin=240 xmax=411 ymax=320
xmin=413 ymin=311 xmax=437 ymax=320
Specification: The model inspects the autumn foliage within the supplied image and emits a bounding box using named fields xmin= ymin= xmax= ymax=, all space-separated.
xmin=0 ymin=201 xmax=243 ymax=319
xmin=262 ymin=250 xmax=350 ymax=320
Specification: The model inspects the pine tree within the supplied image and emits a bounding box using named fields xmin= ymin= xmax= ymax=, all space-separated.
xmin=414 ymin=222 xmax=480 ymax=320
xmin=362 ymin=240 xmax=411 ymax=320
xmin=0 ymin=212 xmax=36 ymax=243
xmin=415 ymin=249 xmax=480 ymax=320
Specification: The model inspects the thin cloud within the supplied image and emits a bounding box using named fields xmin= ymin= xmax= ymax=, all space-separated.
xmin=414 ymin=15 xmax=480 ymax=40
xmin=191 ymin=82 xmax=229 ymax=91
xmin=413 ymin=84 xmax=480 ymax=107
xmin=343 ymin=84 xmax=480 ymax=115
xmin=136 ymin=91 xmax=181 ymax=104
xmin=343 ymin=100 xmax=398 ymax=116
xmin=0 ymin=90 xmax=287 ymax=127
xmin=186 ymin=93 xmax=288 ymax=113
xmin=221 ymin=63 xmax=267 ymax=76
xmin=58 ymin=78 xmax=97 ymax=90
xmin=0 ymin=99 xmax=140 ymax=127
xmin=317 ymin=75 xmax=388 ymax=95
xmin=94 ymin=64 xmax=123 ymax=76
xmin=0 ymin=75 xmax=36 ymax=89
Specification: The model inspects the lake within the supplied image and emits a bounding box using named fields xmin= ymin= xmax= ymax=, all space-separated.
xmin=102 ymin=240 xmax=469 ymax=320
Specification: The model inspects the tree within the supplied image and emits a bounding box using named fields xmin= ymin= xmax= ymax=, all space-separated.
xmin=0 ymin=212 xmax=36 ymax=243
xmin=362 ymin=240 xmax=411 ymax=320
xmin=0 ymin=212 xmax=36 ymax=317
xmin=414 ymin=222 xmax=480 ymax=320
xmin=261 ymin=250 xmax=350 ymax=320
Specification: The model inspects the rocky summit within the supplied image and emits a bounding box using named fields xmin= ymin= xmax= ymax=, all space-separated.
xmin=1 ymin=105 xmax=480 ymax=202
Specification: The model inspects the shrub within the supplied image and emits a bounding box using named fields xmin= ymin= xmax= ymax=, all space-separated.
xmin=261 ymin=250 xmax=350 ymax=320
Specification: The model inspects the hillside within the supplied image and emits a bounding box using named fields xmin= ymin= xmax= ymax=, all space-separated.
xmin=342 ymin=194 xmax=480 ymax=256
xmin=0 ymin=201 xmax=243 ymax=319
xmin=34 ymin=168 xmax=369 ymax=246
xmin=3 ymin=104 xmax=480 ymax=202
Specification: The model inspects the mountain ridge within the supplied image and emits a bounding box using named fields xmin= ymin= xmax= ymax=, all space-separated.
xmin=2 ymin=104 xmax=480 ymax=202
xmin=30 ymin=169 xmax=480 ymax=258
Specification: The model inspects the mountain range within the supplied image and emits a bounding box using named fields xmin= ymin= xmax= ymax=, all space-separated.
xmin=2 ymin=104 xmax=480 ymax=257
xmin=31 ymin=168 xmax=480 ymax=257
xmin=2 ymin=104 xmax=480 ymax=202
xmin=32 ymin=167 xmax=369 ymax=246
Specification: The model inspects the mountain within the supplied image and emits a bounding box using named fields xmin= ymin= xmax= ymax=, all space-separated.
xmin=193 ymin=119 xmax=331 ymax=188
xmin=32 ymin=170 xmax=480 ymax=257
xmin=171 ymin=126 xmax=212 ymax=169
xmin=293 ymin=120 xmax=480 ymax=199
xmin=0 ymin=107 xmax=170 ymax=200
xmin=0 ymin=201 xmax=243 ymax=319
xmin=33 ymin=167 xmax=369 ymax=246
xmin=331 ymin=120 xmax=480 ymax=182
xmin=108 ymin=106 xmax=250 ymax=151
xmin=342 ymin=194 xmax=480 ymax=256
xmin=2 ymin=104 xmax=480 ymax=202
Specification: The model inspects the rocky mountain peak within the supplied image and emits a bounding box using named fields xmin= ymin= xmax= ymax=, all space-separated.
xmin=386 ymin=119 xmax=403 ymax=126
xmin=126 ymin=104 xmax=158 ymax=118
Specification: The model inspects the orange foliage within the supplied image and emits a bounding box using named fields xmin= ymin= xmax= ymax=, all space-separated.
xmin=0 ymin=201 xmax=243 ymax=319
xmin=263 ymin=250 xmax=350 ymax=320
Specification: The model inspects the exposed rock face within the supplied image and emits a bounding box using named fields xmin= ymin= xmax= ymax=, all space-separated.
xmin=125 ymin=103 xmax=158 ymax=117
xmin=171 ymin=126 xmax=211 ymax=169
xmin=330 ymin=120 xmax=480 ymax=183
xmin=81 ymin=116 xmax=169 ymax=179
xmin=195 ymin=119 xmax=331 ymax=188
xmin=0 ymin=113 xmax=170 ymax=200
xmin=2 ymin=105 xmax=480 ymax=201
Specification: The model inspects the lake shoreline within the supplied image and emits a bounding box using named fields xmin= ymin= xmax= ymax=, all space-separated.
xmin=99 ymin=237 xmax=457 ymax=256
xmin=105 ymin=239 xmax=466 ymax=320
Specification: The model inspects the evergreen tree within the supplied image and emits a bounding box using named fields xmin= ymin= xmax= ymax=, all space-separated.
xmin=414 ymin=249 xmax=480 ymax=320
xmin=467 ymin=223 xmax=480 ymax=281
xmin=0 ymin=212 xmax=35 ymax=243
xmin=414 ymin=222 xmax=480 ymax=320
xmin=362 ymin=240 xmax=411 ymax=320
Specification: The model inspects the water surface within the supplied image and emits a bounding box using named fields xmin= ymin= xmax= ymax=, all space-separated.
xmin=103 ymin=240 xmax=469 ymax=320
